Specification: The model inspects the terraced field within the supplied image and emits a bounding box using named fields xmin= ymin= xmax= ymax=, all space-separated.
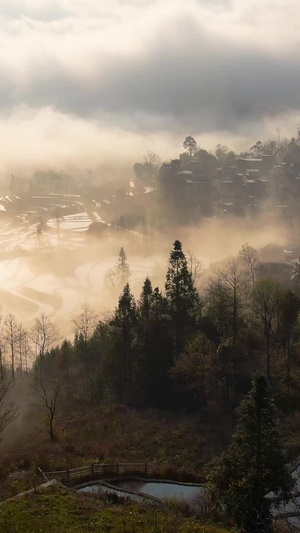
xmin=0 ymin=194 xmax=158 ymax=335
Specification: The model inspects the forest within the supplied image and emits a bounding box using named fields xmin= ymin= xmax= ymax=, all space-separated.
xmin=24 ymin=239 xmax=300 ymax=419
xmin=0 ymin=237 xmax=300 ymax=531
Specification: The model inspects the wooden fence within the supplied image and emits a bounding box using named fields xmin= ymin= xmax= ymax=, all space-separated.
xmin=41 ymin=462 xmax=159 ymax=485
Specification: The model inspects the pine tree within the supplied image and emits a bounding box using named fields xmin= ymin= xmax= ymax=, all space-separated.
xmin=136 ymin=279 xmax=173 ymax=407
xmin=165 ymin=240 xmax=200 ymax=354
xmin=136 ymin=277 xmax=154 ymax=406
xmin=115 ymin=247 xmax=130 ymax=287
xmin=139 ymin=276 xmax=153 ymax=326
xmin=208 ymin=375 xmax=294 ymax=532
xmin=113 ymin=283 xmax=137 ymax=403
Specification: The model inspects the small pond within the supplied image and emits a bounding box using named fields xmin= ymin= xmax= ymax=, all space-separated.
xmin=116 ymin=480 xmax=204 ymax=501
xmin=78 ymin=482 xmax=152 ymax=503
xmin=78 ymin=479 xmax=205 ymax=506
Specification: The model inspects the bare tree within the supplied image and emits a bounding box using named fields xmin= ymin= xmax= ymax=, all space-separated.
xmin=23 ymin=330 xmax=31 ymax=373
xmin=251 ymin=279 xmax=300 ymax=381
xmin=72 ymin=303 xmax=99 ymax=342
xmin=105 ymin=267 xmax=119 ymax=288
xmin=215 ymin=144 xmax=230 ymax=165
xmin=143 ymin=151 xmax=161 ymax=179
xmin=143 ymin=150 xmax=161 ymax=167
xmin=216 ymin=260 xmax=249 ymax=345
xmin=251 ymin=279 xmax=280 ymax=381
xmin=239 ymin=243 xmax=260 ymax=288
xmin=16 ymin=324 xmax=31 ymax=374
xmin=31 ymin=313 xmax=60 ymax=361
xmin=187 ymin=250 xmax=203 ymax=288
xmin=33 ymin=375 xmax=64 ymax=441
xmin=4 ymin=314 xmax=19 ymax=379
xmin=0 ymin=372 xmax=17 ymax=436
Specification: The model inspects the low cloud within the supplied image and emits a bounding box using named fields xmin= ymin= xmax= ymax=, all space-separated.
xmin=0 ymin=0 xmax=299 ymax=172
xmin=0 ymin=105 xmax=181 ymax=176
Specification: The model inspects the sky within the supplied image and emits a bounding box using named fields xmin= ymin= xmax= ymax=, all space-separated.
xmin=0 ymin=0 xmax=300 ymax=174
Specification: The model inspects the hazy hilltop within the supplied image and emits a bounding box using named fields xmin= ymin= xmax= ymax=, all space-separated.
xmin=0 ymin=129 xmax=298 ymax=335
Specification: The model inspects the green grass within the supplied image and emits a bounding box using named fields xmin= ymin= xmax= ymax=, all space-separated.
xmin=0 ymin=484 xmax=232 ymax=533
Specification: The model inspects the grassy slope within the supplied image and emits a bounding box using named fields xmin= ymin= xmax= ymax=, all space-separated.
xmin=0 ymin=484 xmax=232 ymax=533
xmin=2 ymin=404 xmax=232 ymax=476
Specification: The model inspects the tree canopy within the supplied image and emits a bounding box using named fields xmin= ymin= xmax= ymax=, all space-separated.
xmin=208 ymin=374 xmax=294 ymax=532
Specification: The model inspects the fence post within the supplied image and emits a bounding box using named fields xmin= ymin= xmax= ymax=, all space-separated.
xmin=145 ymin=463 xmax=148 ymax=476
xmin=66 ymin=469 xmax=70 ymax=484
xmin=37 ymin=467 xmax=49 ymax=483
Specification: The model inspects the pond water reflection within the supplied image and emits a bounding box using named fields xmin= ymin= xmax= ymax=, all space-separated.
xmin=78 ymin=479 xmax=205 ymax=505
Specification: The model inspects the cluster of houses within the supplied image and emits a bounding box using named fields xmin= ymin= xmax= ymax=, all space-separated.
xmin=159 ymin=151 xmax=300 ymax=220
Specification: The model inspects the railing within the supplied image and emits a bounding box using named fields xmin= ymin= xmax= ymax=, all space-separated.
xmin=41 ymin=462 xmax=159 ymax=485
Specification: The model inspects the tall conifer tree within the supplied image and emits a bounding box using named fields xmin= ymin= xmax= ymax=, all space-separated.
xmin=165 ymin=240 xmax=200 ymax=354
xmin=136 ymin=278 xmax=173 ymax=407
xmin=208 ymin=375 xmax=293 ymax=532
xmin=113 ymin=283 xmax=137 ymax=402
xmin=116 ymin=247 xmax=130 ymax=287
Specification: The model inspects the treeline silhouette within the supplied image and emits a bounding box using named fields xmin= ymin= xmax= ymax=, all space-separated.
xmin=2 ymin=240 xmax=300 ymax=445
xmin=26 ymin=240 xmax=300 ymax=423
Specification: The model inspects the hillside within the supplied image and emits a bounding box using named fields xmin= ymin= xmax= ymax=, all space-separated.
xmin=0 ymin=481 xmax=233 ymax=533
